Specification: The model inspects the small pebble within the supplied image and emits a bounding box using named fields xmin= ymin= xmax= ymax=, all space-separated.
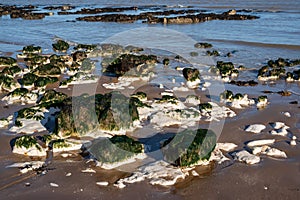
xmin=66 ymin=172 xmax=72 ymax=177
xmin=25 ymin=182 xmax=31 ymax=187
xmin=96 ymin=181 xmax=109 ymax=186
xmin=50 ymin=183 xmax=59 ymax=188
xmin=283 ymin=112 xmax=291 ymax=117
xmin=264 ymin=186 xmax=268 ymax=190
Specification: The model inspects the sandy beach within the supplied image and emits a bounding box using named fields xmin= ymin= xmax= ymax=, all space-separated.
xmin=1 ymin=1 xmax=300 ymax=199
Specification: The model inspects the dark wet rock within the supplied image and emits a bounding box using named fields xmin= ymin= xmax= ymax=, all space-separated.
xmin=34 ymin=76 xmax=58 ymax=88
xmin=289 ymin=101 xmax=298 ymax=104
xmin=210 ymin=61 xmax=239 ymax=79
xmin=229 ymin=80 xmax=258 ymax=86
xmin=15 ymin=107 xmax=44 ymax=126
xmin=33 ymin=64 xmax=61 ymax=76
xmin=21 ymin=73 xmax=38 ymax=86
xmin=199 ymin=103 xmax=213 ymax=111
xmin=103 ymin=54 xmax=157 ymax=76
xmin=22 ymin=45 xmax=42 ymax=54
xmin=24 ymin=54 xmax=48 ymax=70
xmin=190 ymin=52 xmax=199 ymax=57
xmin=99 ymin=43 xmax=125 ymax=56
xmin=182 ymin=68 xmax=200 ymax=82
xmin=44 ymin=5 xmax=74 ymax=11
xmin=124 ymin=45 xmax=144 ymax=53
xmin=162 ymin=129 xmax=216 ymax=167
xmin=0 ymin=73 xmax=18 ymax=91
xmin=277 ymin=90 xmax=292 ymax=96
xmin=7 ymin=88 xmax=29 ymax=97
xmin=38 ymin=89 xmax=68 ymax=107
xmin=52 ymin=40 xmax=69 ymax=52
xmin=163 ymin=58 xmax=170 ymax=66
xmin=88 ymin=135 xmax=143 ymax=164
xmin=258 ymin=58 xmax=300 ymax=81
xmin=0 ymin=56 xmax=17 ymax=67
xmin=220 ymin=90 xmax=234 ymax=102
xmin=206 ymin=50 xmax=220 ymax=56
xmin=76 ymin=9 xmax=258 ymax=24
xmin=55 ymin=92 xmax=140 ymax=137
xmin=72 ymin=51 xmax=87 ymax=63
xmin=194 ymin=42 xmax=212 ymax=48
xmin=59 ymin=6 xmax=138 ymax=15
xmin=74 ymin=44 xmax=97 ymax=52
xmin=13 ymin=135 xmax=42 ymax=151
xmin=1 ymin=66 xmax=21 ymax=77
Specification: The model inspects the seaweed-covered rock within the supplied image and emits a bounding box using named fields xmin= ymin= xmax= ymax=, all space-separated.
xmin=163 ymin=58 xmax=170 ymax=66
xmin=162 ymin=129 xmax=216 ymax=167
xmin=72 ymin=51 xmax=87 ymax=63
xmin=20 ymin=73 xmax=38 ymax=87
xmin=0 ymin=73 xmax=20 ymax=91
xmin=131 ymin=91 xmax=147 ymax=102
xmin=2 ymin=88 xmax=38 ymax=104
xmin=12 ymin=135 xmax=46 ymax=157
xmin=1 ymin=66 xmax=21 ymax=77
xmin=199 ymin=103 xmax=213 ymax=112
xmin=37 ymin=89 xmax=68 ymax=107
xmin=34 ymin=76 xmax=59 ymax=88
xmin=24 ymin=54 xmax=49 ymax=69
xmin=182 ymin=68 xmax=200 ymax=82
xmin=52 ymin=40 xmax=69 ymax=52
xmin=88 ymin=135 xmax=143 ymax=167
xmin=22 ymin=45 xmax=42 ymax=54
xmin=59 ymin=72 xmax=98 ymax=88
xmin=74 ymin=44 xmax=97 ymax=52
xmin=206 ymin=50 xmax=220 ymax=56
xmin=209 ymin=61 xmax=239 ymax=81
xmin=220 ymin=90 xmax=234 ymax=102
xmin=0 ymin=56 xmax=17 ymax=67
xmin=104 ymin=54 xmax=157 ymax=76
xmin=55 ymin=92 xmax=140 ymax=137
xmin=194 ymin=42 xmax=212 ymax=48
xmin=182 ymin=67 xmax=200 ymax=88
xmin=33 ymin=64 xmax=61 ymax=76
xmin=257 ymin=95 xmax=268 ymax=108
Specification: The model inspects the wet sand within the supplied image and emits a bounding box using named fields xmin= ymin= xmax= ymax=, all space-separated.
xmin=0 ymin=88 xmax=299 ymax=199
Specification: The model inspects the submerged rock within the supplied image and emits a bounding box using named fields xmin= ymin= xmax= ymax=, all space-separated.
xmin=162 ymin=129 xmax=216 ymax=167
xmin=194 ymin=42 xmax=212 ymax=48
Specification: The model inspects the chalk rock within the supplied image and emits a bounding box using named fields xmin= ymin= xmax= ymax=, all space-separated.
xmin=246 ymin=139 xmax=275 ymax=147
xmin=244 ymin=124 xmax=266 ymax=133
xmin=234 ymin=150 xmax=260 ymax=164
xmin=252 ymin=146 xmax=287 ymax=158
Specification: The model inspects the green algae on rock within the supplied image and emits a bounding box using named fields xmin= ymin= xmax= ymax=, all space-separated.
xmin=52 ymin=40 xmax=70 ymax=52
xmin=103 ymin=54 xmax=158 ymax=76
xmin=88 ymin=135 xmax=143 ymax=164
xmin=162 ymin=129 xmax=216 ymax=167
xmin=55 ymin=92 xmax=140 ymax=137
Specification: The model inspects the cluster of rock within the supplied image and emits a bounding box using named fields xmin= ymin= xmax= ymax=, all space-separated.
xmin=258 ymin=58 xmax=300 ymax=81
xmin=76 ymin=9 xmax=258 ymax=24
xmin=220 ymin=90 xmax=268 ymax=109
xmin=209 ymin=61 xmax=240 ymax=81
xmin=0 ymin=5 xmax=53 ymax=20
